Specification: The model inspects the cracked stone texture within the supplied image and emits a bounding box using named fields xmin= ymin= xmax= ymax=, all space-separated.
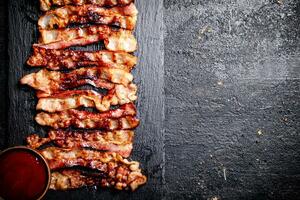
xmin=164 ymin=0 xmax=300 ymax=199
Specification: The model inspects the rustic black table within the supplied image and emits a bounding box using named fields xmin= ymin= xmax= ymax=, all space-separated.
xmin=1 ymin=0 xmax=300 ymax=199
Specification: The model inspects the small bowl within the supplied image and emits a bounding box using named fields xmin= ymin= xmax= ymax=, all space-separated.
xmin=0 ymin=146 xmax=51 ymax=200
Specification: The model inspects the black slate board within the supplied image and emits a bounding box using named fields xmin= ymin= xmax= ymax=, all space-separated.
xmin=0 ymin=0 xmax=8 ymax=149
xmin=7 ymin=0 xmax=164 ymax=199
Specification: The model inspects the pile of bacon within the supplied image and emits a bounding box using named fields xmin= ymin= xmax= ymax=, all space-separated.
xmin=20 ymin=0 xmax=147 ymax=191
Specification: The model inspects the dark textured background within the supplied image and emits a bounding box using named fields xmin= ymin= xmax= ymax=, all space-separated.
xmin=164 ymin=0 xmax=300 ymax=199
xmin=1 ymin=0 xmax=300 ymax=199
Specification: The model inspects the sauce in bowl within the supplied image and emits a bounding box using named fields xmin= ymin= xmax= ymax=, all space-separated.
xmin=0 ymin=147 xmax=50 ymax=200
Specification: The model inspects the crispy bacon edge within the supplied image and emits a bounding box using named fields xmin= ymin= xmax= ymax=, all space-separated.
xmin=27 ymin=130 xmax=134 ymax=157
xmin=35 ymin=103 xmax=139 ymax=130
xmin=27 ymin=47 xmax=137 ymax=71
xmin=40 ymin=0 xmax=134 ymax=12
xmin=40 ymin=147 xmax=147 ymax=191
xmin=39 ymin=3 xmax=138 ymax=30
xmin=35 ymin=25 xmax=137 ymax=52
xmin=36 ymin=84 xmax=137 ymax=112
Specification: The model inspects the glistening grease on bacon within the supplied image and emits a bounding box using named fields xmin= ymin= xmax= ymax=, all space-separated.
xmin=20 ymin=67 xmax=133 ymax=97
xmin=40 ymin=147 xmax=147 ymax=191
xmin=35 ymin=103 xmax=140 ymax=129
xmin=40 ymin=0 xmax=134 ymax=12
xmin=36 ymin=25 xmax=137 ymax=52
xmin=27 ymin=47 xmax=137 ymax=71
xmin=39 ymin=3 xmax=138 ymax=30
xmin=36 ymin=84 xmax=137 ymax=112
xmin=27 ymin=130 xmax=134 ymax=157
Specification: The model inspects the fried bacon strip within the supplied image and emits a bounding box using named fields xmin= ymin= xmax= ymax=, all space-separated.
xmin=50 ymin=169 xmax=146 ymax=191
xmin=36 ymin=25 xmax=137 ymax=52
xmin=50 ymin=170 xmax=99 ymax=190
xmin=41 ymin=147 xmax=147 ymax=191
xmin=20 ymin=67 xmax=133 ymax=97
xmin=27 ymin=47 xmax=137 ymax=71
xmin=36 ymin=84 xmax=137 ymax=112
xmin=40 ymin=0 xmax=134 ymax=12
xmin=35 ymin=103 xmax=139 ymax=129
xmin=39 ymin=3 xmax=138 ymax=30
xmin=27 ymin=130 xmax=134 ymax=157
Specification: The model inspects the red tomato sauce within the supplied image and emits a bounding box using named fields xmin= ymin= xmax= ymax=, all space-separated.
xmin=0 ymin=149 xmax=49 ymax=200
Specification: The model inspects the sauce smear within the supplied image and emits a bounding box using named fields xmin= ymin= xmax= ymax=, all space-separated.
xmin=0 ymin=149 xmax=48 ymax=200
